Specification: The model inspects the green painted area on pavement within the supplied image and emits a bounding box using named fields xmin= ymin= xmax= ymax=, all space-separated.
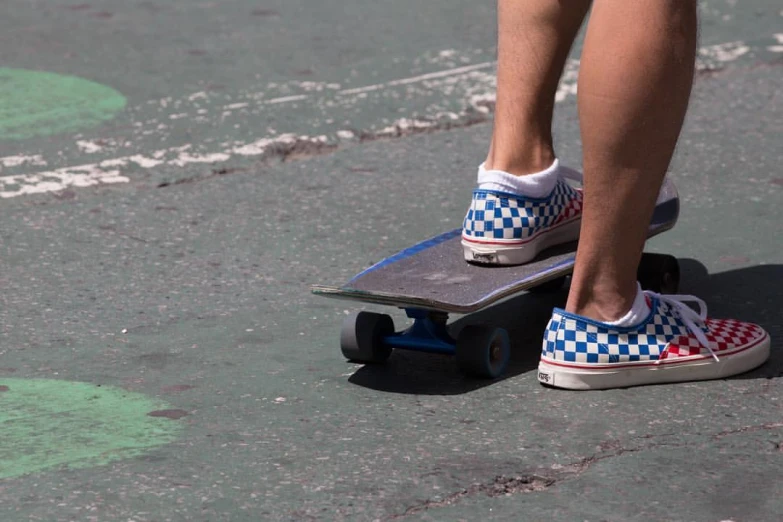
xmin=0 ymin=379 xmax=183 ymax=480
xmin=0 ymin=68 xmax=126 ymax=140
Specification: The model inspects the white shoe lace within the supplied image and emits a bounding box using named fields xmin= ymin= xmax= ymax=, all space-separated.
xmin=647 ymin=292 xmax=719 ymax=362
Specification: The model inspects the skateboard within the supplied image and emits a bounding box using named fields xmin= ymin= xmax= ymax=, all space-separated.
xmin=312 ymin=194 xmax=681 ymax=379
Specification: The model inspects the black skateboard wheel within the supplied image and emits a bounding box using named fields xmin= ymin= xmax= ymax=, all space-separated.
xmin=340 ymin=311 xmax=395 ymax=364
xmin=638 ymin=253 xmax=680 ymax=294
xmin=456 ymin=325 xmax=510 ymax=379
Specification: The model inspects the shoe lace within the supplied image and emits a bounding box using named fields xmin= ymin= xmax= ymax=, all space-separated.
xmin=647 ymin=292 xmax=719 ymax=362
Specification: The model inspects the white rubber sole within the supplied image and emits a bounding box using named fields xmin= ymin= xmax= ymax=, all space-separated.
xmin=462 ymin=218 xmax=581 ymax=266
xmin=537 ymin=333 xmax=771 ymax=390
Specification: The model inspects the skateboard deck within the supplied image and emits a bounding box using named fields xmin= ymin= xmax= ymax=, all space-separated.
xmin=312 ymin=197 xmax=680 ymax=314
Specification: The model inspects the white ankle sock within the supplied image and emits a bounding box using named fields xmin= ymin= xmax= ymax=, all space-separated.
xmin=605 ymin=283 xmax=651 ymax=327
xmin=477 ymin=159 xmax=560 ymax=198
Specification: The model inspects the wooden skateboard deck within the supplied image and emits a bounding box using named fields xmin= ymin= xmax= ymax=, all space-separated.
xmin=312 ymin=197 xmax=679 ymax=314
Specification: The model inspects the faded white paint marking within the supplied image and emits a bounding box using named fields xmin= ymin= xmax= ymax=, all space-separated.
xmin=127 ymin=154 xmax=164 ymax=169
xmin=188 ymin=91 xmax=208 ymax=102
xmin=0 ymin=166 xmax=128 ymax=198
xmin=1 ymin=38 xmax=769 ymax=199
xmin=338 ymin=61 xmax=495 ymax=96
xmin=265 ymin=95 xmax=309 ymax=105
xmin=0 ymin=134 xmax=333 ymax=197
xmin=555 ymin=59 xmax=580 ymax=102
xmin=769 ymin=33 xmax=783 ymax=53
xmin=232 ymin=134 xmax=328 ymax=156
xmin=76 ymin=140 xmax=106 ymax=154
xmin=698 ymin=41 xmax=750 ymax=64
xmin=376 ymin=118 xmax=435 ymax=136
xmin=0 ymin=154 xmax=47 ymax=170
xmin=170 ymin=152 xmax=231 ymax=168
xmin=232 ymin=135 xmax=293 ymax=156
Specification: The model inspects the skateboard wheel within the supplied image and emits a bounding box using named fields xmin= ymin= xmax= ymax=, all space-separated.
xmin=638 ymin=253 xmax=680 ymax=294
xmin=455 ymin=326 xmax=510 ymax=379
xmin=340 ymin=311 xmax=394 ymax=364
xmin=529 ymin=276 xmax=567 ymax=294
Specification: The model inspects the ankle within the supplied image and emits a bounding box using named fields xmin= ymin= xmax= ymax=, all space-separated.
xmin=485 ymin=140 xmax=556 ymax=176
xmin=565 ymin=281 xmax=638 ymax=323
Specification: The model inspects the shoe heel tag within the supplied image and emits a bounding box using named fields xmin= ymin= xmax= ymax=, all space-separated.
xmin=472 ymin=252 xmax=498 ymax=264
xmin=538 ymin=370 xmax=554 ymax=386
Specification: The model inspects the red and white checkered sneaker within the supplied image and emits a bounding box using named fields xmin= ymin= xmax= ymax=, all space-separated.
xmin=538 ymin=292 xmax=771 ymax=390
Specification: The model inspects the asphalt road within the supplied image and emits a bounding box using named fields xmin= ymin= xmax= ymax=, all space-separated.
xmin=0 ymin=1 xmax=781 ymax=520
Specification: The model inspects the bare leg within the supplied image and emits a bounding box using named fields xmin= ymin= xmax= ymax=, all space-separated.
xmin=485 ymin=0 xmax=591 ymax=175
xmin=566 ymin=0 xmax=698 ymax=321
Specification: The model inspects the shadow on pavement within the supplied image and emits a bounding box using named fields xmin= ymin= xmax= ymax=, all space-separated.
xmin=346 ymin=288 xmax=565 ymax=395
xmin=677 ymin=259 xmax=783 ymax=381
xmin=347 ymin=258 xmax=782 ymax=394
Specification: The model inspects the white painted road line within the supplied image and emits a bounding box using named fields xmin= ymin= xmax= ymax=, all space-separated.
xmin=337 ymin=61 xmax=496 ymax=96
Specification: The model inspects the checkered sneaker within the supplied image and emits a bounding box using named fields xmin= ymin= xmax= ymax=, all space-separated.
xmin=462 ymin=179 xmax=582 ymax=243
xmin=542 ymin=293 xmax=767 ymax=364
xmin=538 ymin=292 xmax=770 ymax=389
xmin=660 ymin=318 xmax=762 ymax=359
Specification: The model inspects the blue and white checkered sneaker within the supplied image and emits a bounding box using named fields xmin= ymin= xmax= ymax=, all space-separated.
xmin=461 ymin=176 xmax=583 ymax=265
xmin=538 ymin=292 xmax=771 ymax=390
